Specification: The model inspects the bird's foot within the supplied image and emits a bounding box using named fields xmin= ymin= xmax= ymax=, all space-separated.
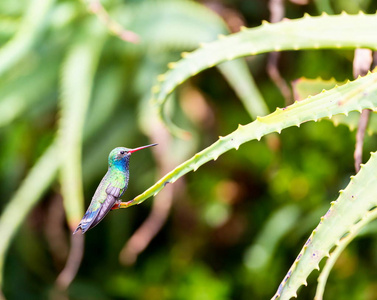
xmin=111 ymin=200 xmax=135 ymax=210
xmin=111 ymin=200 xmax=122 ymax=210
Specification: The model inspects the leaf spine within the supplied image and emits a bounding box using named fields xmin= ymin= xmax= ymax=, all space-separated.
xmin=240 ymin=26 xmax=247 ymax=31
xmin=262 ymin=20 xmax=270 ymax=25
xmin=218 ymin=34 xmax=226 ymax=40
xmin=167 ymin=62 xmax=177 ymax=69
xmin=181 ymin=52 xmax=190 ymax=58
xmin=303 ymin=12 xmax=310 ymax=18
xmin=157 ymin=74 xmax=166 ymax=82
xmin=151 ymin=85 xmax=160 ymax=94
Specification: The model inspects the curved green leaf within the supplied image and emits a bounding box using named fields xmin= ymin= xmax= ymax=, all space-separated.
xmin=271 ymin=151 xmax=377 ymax=300
xmin=117 ymin=0 xmax=269 ymax=132
xmin=293 ymin=77 xmax=377 ymax=133
xmin=121 ymin=71 xmax=377 ymax=208
xmin=152 ymin=12 xmax=377 ymax=135
xmin=314 ymin=206 xmax=377 ymax=300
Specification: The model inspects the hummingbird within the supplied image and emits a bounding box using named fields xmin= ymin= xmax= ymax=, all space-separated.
xmin=73 ymin=144 xmax=157 ymax=234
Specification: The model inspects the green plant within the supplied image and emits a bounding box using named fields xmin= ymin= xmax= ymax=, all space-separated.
xmin=2 ymin=0 xmax=377 ymax=299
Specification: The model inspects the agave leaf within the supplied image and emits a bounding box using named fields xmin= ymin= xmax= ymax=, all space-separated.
xmin=152 ymin=13 xmax=377 ymax=135
xmin=314 ymin=206 xmax=377 ymax=300
xmin=120 ymin=70 xmax=377 ymax=208
xmin=293 ymin=76 xmax=377 ymax=133
xmin=118 ymin=0 xmax=268 ymax=132
xmin=272 ymin=151 xmax=377 ymax=300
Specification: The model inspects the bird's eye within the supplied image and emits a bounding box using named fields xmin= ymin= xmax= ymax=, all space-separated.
xmin=120 ymin=151 xmax=125 ymax=155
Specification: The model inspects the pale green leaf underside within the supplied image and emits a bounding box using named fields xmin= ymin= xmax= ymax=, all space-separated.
xmin=314 ymin=204 xmax=377 ymax=300
xmin=272 ymin=151 xmax=377 ymax=300
xmin=125 ymin=70 xmax=377 ymax=209
xmin=293 ymin=77 xmax=377 ymax=133
xmin=152 ymin=13 xmax=377 ymax=135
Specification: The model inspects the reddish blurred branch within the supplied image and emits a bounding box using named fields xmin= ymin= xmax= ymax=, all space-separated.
xmin=86 ymin=0 xmax=139 ymax=43
xmin=55 ymin=233 xmax=84 ymax=290
xmin=204 ymin=1 xmax=246 ymax=33
xmin=119 ymin=121 xmax=179 ymax=265
xmin=45 ymin=195 xmax=69 ymax=269
xmin=267 ymin=0 xmax=292 ymax=104
xmin=119 ymin=182 xmax=177 ymax=265
xmin=353 ymin=48 xmax=373 ymax=173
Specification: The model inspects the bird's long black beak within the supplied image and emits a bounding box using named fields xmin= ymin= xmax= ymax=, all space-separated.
xmin=128 ymin=143 xmax=157 ymax=153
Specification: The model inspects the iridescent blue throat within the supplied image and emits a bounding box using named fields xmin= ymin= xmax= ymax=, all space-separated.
xmin=109 ymin=155 xmax=130 ymax=173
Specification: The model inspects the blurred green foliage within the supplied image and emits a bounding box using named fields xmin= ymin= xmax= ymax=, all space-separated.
xmin=1 ymin=0 xmax=377 ymax=299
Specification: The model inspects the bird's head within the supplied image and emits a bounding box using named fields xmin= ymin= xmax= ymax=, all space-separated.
xmin=108 ymin=144 xmax=157 ymax=168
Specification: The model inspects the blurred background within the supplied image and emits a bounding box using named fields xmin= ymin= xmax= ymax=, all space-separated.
xmin=1 ymin=0 xmax=377 ymax=299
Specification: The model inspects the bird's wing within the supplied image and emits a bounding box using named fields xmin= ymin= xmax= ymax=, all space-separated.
xmin=74 ymin=172 xmax=127 ymax=234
